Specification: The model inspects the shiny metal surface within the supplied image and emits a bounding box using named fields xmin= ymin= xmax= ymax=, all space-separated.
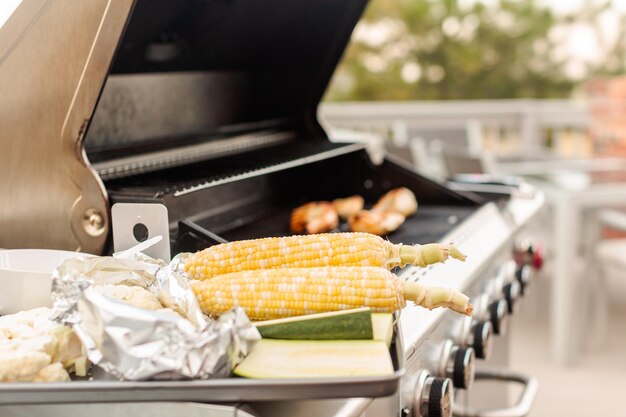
xmin=0 ymin=0 xmax=134 ymax=253
xmin=0 ymin=402 xmax=258 ymax=417
xmin=502 ymin=281 xmax=521 ymax=314
xmin=381 ymin=187 xmax=543 ymax=416
xmin=472 ymin=293 xmax=506 ymax=336
xmin=488 ymin=299 xmax=508 ymax=336
xmin=469 ymin=321 xmax=493 ymax=361
xmin=251 ymin=398 xmax=374 ymax=417
xmin=412 ymin=371 xmax=454 ymax=417
xmin=412 ymin=370 xmax=430 ymax=417
xmin=435 ymin=340 xmax=455 ymax=379
xmin=433 ymin=340 xmax=474 ymax=390
xmin=445 ymin=346 xmax=475 ymax=390
xmin=453 ymin=368 xmax=538 ymax=417
xmin=515 ymin=266 xmax=532 ymax=294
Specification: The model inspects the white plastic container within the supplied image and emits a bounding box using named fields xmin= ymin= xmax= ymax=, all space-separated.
xmin=0 ymin=249 xmax=89 ymax=314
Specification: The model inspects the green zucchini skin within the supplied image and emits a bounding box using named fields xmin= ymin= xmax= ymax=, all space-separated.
xmin=254 ymin=308 xmax=374 ymax=340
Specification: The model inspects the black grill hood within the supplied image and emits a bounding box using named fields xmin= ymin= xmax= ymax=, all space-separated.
xmin=85 ymin=0 xmax=368 ymax=161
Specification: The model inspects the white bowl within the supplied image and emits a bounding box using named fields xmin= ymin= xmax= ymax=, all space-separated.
xmin=0 ymin=249 xmax=90 ymax=315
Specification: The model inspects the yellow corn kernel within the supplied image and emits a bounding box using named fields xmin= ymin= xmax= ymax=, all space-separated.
xmin=191 ymin=266 xmax=472 ymax=320
xmin=184 ymin=232 xmax=466 ymax=280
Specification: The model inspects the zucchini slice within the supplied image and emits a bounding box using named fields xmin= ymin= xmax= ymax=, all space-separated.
xmin=234 ymin=339 xmax=394 ymax=378
xmin=254 ymin=307 xmax=373 ymax=340
xmin=372 ymin=313 xmax=394 ymax=347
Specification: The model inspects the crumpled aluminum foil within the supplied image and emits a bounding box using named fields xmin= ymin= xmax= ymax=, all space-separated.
xmin=51 ymin=252 xmax=260 ymax=380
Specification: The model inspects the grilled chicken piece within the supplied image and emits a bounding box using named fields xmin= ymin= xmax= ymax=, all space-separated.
xmin=332 ymin=195 xmax=365 ymax=220
xmin=290 ymin=202 xmax=339 ymax=234
xmin=372 ymin=187 xmax=418 ymax=217
xmin=348 ymin=210 xmax=406 ymax=236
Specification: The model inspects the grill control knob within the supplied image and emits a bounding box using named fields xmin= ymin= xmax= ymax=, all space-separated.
xmin=515 ymin=265 xmax=532 ymax=295
xmin=435 ymin=341 xmax=476 ymax=390
xmin=513 ymin=241 xmax=544 ymax=270
xmin=503 ymin=280 xmax=521 ymax=314
xmin=413 ymin=370 xmax=454 ymax=417
xmin=468 ymin=320 xmax=493 ymax=360
xmin=488 ymin=299 xmax=508 ymax=335
xmin=445 ymin=346 xmax=475 ymax=389
xmin=530 ymin=243 xmax=544 ymax=270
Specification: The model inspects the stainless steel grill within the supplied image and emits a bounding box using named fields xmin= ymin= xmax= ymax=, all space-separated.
xmin=0 ymin=0 xmax=545 ymax=415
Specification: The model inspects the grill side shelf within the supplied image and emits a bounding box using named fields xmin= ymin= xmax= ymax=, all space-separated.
xmin=0 ymin=326 xmax=404 ymax=405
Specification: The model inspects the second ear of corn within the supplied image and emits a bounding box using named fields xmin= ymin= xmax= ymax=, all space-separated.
xmin=192 ymin=266 xmax=473 ymax=320
xmin=184 ymin=232 xmax=466 ymax=280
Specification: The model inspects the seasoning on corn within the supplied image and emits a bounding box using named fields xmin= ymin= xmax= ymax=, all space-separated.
xmin=192 ymin=266 xmax=473 ymax=320
xmin=184 ymin=232 xmax=466 ymax=280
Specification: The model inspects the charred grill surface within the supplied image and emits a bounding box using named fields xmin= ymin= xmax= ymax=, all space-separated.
xmin=202 ymin=205 xmax=475 ymax=245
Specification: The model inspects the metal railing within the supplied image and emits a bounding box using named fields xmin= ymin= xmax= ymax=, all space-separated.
xmin=319 ymin=99 xmax=592 ymax=158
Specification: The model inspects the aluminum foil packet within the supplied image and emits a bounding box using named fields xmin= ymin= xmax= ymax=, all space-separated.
xmin=51 ymin=252 xmax=260 ymax=380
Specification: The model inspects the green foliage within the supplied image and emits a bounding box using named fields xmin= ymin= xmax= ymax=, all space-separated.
xmin=325 ymin=0 xmax=623 ymax=101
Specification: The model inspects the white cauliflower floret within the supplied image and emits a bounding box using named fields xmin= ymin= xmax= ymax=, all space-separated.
xmin=49 ymin=326 xmax=83 ymax=364
xmin=0 ymin=351 xmax=51 ymax=382
xmin=93 ymin=284 xmax=163 ymax=310
xmin=0 ymin=308 xmax=86 ymax=383
xmin=0 ymin=335 xmax=58 ymax=357
xmin=0 ymin=307 xmax=54 ymax=341
xmin=33 ymin=363 xmax=70 ymax=383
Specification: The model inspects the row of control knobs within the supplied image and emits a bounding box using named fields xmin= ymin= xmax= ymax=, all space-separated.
xmin=410 ymin=243 xmax=542 ymax=417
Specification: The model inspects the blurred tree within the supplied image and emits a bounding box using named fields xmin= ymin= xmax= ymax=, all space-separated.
xmin=325 ymin=0 xmax=625 ymax=101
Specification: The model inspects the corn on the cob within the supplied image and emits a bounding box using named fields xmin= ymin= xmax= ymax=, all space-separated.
xmin=184 ymin=232 xmax=466 ymax=280
xmin=192 ymin=266 xmax=473 ymax=320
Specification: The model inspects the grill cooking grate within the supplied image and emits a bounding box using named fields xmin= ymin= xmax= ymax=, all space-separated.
xmin=105 ymin=141 xmax=357 ymax=195
xmin=198 ymin=204 xmax=476 ymax=245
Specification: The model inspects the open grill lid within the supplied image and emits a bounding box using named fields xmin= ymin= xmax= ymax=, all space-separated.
xmin=0 ymin=0 xmax=480 ymax=257
xmin=85 ymin=0 xmax=369 ymax=172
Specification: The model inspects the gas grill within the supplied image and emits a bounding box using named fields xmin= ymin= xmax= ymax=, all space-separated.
xmin=0 ymin=1 xmax=544 ymax=416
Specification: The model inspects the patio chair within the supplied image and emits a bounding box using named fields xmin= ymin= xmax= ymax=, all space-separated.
xmin=588 ymin=208 xmax=626 ymax=345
